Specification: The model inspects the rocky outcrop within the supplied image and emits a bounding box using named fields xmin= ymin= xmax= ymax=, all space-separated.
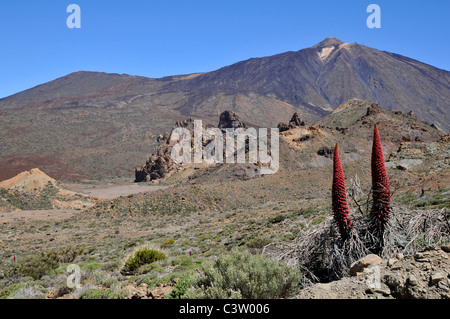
xmin=289 ymin=112 xmax=306 ymax=127
xmin=135 ymin=119 xmax=199 ymax=182
xmin=218 ymin=111 xmax=246 ymax=130
xmin=278 ymin=112 xmax=306 ymax=132
xmin=296 ymin=246 xmax=450 ymax=299
xmin=135 ymin=111 xmax=253 ymax=183
xmin=366 ymin=103 xmax=382 ymax=116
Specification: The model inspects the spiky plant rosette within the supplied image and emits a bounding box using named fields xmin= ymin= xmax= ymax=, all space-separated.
xmin=370 ymin=125 xmax=391 ymax=237
xmin=332 ymin=144 xmax=354 ymax=240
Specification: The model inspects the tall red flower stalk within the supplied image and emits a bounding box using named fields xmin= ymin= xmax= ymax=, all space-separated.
xmin=332 ymin=144 xmax=354 ymax=240
xmin=370 ymin=125 xmax=391 ymax=238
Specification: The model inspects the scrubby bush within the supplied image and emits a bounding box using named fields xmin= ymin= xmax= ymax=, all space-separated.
xmin=246 ymin=237 xmax=271 ymax=249
xmin=184 ymin=250 xmax=301 ymax=299
xmin=101 ymin=261 xmax=119 ymax=272
xmin=54 ymin=283 xmax=73 ymax=298
xmin=168 ymin=276 xmax=192 ymax=299
xmin=46 ymin=247 xmax=84 ymax=263
xmin=160 ymin=239 xmax=175 ymax=249
xmin=269 ymin=214 xmax=285 ymax=224
xmin=121 ymin=249 xmax=166 ymax=275
xmin=138 ymin=272 xmax=181 ymax=288
xmin=137 ymin=262 xmax=164 ymax=275
xmin=79 ymin=288 xmax=126 ymax=299
xmin=0 ymin=283 xmax=27 ymax=299
xmin=13 ymin=284 xmax=46 ymax=299
xmin=6 ymin=247 xmax=85 ymax=281
xmin=84 ymin=262 xmax=102 ymax=273
xmin=10 ymin=254 xmax=59 ymax=280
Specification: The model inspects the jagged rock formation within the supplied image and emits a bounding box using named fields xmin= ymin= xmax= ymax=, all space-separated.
xmin=278 ymin=112 xmax=306 ymax=132
xmin=135 ymin=119 xmax=200 ymax=182
xmin=218 ymin=111 xmax=246 ymax=130
xmin=135 ymin=111 xmax=250 ymax=182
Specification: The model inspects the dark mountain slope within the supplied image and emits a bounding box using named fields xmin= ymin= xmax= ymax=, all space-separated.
xmin=163 ymin=37 xmax=450 ymax=131
xmin=0 ymin=37 xmax=448 ymax=181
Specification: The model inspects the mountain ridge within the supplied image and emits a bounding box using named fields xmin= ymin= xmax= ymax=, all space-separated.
xmin=0 ymin=37 xmax=448 ymax=181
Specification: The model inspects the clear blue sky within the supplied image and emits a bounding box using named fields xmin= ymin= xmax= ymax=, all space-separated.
xmin=0 ymin=0 xmax=449 ymax=98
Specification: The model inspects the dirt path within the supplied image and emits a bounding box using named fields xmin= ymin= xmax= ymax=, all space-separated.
xmin=61 ymin=183 xmax=169 ymax=199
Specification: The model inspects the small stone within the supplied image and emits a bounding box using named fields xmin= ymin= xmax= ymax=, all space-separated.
xmin=45 ymin=290 xmax=56 ymax=299
xmin=149 ymin=284 xmax=173 ymax=299
xmin=384 ymin=274 xmax=401 ymax=289
xmin=438 ymin=281 xmax=449 ymax=291
xmin=430 ymin=272 xmax=446 ymax=285
xmin=396 ymin=253 xmax=404 ymax=261
xmin=407 ymin=274 xmax=418 ymax=286
xmin=388 ymin=258 xmax=398 ymax=267
xmin=350 ymin=254 xmax=383 ymax=276
xmin=415 ymin=252 xmax=431 ymax=262
xmin=374 ymin=284 xmax=391 ymax=296
xmin=365 ymin=288 xmax=374 ymax=294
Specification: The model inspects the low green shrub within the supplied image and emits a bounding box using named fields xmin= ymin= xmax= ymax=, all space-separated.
xmin=184 ymin=250 xmax=301 ymax=299
xmin=79 ymin=288 xmax=126 ymax=299
xmin=160 ymin=239 xmax=175 ymax=249
xmin=137 ymin=262 xmax=164 ymax=275
xmin=46 ymin=247 xmax=84 ymax=263
xmin=121 ymin=249 xmax=166 ymax=275
xmin=6 ymin=247 xmax=85 ymax=280
xmin=269 ymin=214 xmax=285 ymax=224
xmin=84 ymin=262 xmax=102 ymax=273
xmin=168 ymin=276 xmax=192 ymax=299
xmin=170 ymin=255 xmax=193 ymax=267
xmin=0 ymin=283 xmax=27 ymax=299
xmin=10 ymin=254 xmax=59 ymax=280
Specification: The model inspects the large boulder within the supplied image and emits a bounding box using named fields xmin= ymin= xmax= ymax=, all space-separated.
xmin=349 ymin=254 xmax=383 ymax=276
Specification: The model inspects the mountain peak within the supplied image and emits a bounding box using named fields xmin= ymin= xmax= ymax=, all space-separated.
xmin=313 ymin=37 xmax=344 ymax=49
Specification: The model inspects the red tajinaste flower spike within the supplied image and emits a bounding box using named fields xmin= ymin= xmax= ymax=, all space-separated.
xmin=370 ymin=125 xmax=391 ymax=235
xmin=332 ymin=144 xmax=354 ymax=240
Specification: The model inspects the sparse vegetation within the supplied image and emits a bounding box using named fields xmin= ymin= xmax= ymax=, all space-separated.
xmin=168 ymin=275 xmax=192 ymax=299
xmin=0 ymin=111 xmax=447 ymax=299
xmin=121 ymin=249 xmax=167 ymax=275
xmin=0 ymin=183 xmax=59 ymax=211
xmin=246 ymin=237 xmax=271 ymax=249
xmin=184 ymin=250 xmax=301 ymax=299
